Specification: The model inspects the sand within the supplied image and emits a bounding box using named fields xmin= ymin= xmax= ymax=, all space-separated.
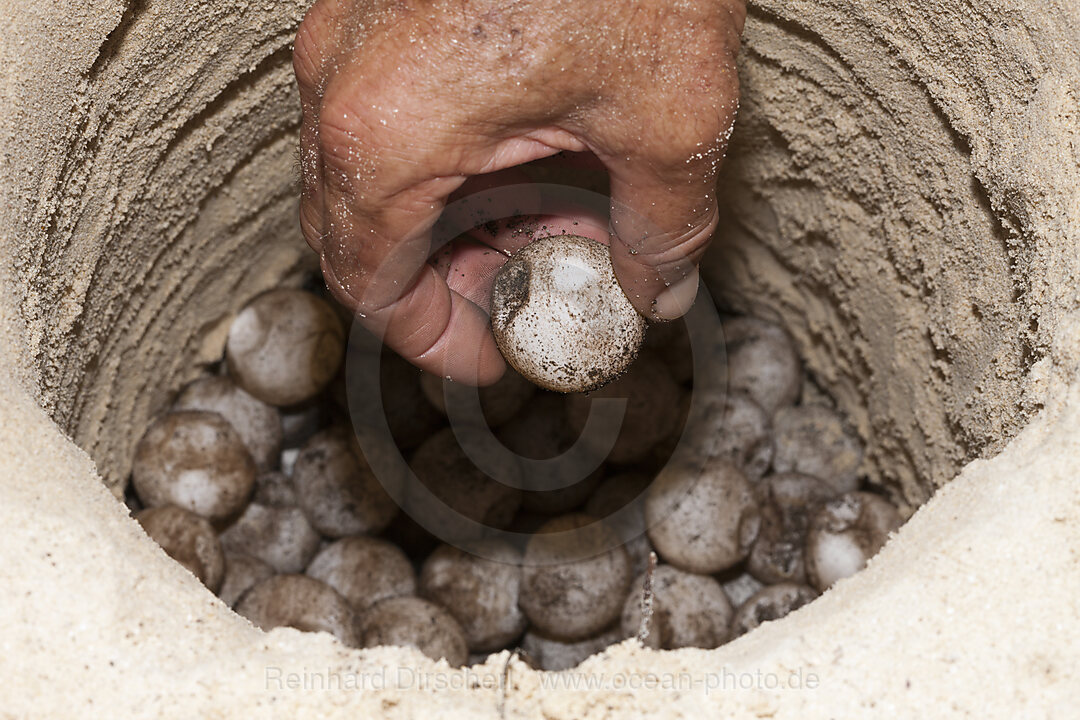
xmin=0 ymin=0 xmax=1078 ymax=716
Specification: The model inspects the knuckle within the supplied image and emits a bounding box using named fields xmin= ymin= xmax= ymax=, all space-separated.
xmin=293 ymin=8 xmax=329 ymax=90
xmin=299 ymin=198 xmax=326 ymax=252
xmin=317 ymin=95 xmax=377 ymax=177
xmin=645 ymin=77 xmax=739 ymax=177
xmin=615 ymin=227 xmax=713 ymax=282
xmin=298 ymin=120 xmax=321 ymax=170
xmin=648 ymin=209 xmax=718 ymax=261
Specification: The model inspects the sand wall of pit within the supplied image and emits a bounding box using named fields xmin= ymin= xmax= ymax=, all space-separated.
xmin=1 ymin=0 xmax=1078 ymax=716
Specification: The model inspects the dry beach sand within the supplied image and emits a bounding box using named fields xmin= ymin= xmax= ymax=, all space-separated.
xmin=1 ymin=0 xmax=1079 ymax=716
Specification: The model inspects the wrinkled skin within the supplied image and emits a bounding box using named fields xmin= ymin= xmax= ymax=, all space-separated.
xmin=294 ymin=0 xmax=746 ymax=384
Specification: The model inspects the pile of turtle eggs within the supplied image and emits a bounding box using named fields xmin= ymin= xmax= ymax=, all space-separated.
xmin=127 ymin=279 xmax=902 ymax=671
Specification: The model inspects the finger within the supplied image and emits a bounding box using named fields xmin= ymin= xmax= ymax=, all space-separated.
xmin=313 ymin=78 xmax=518 ymax=384
xmin=324 ymin=244 xmax=507 ymax=385
xmin=321 ymin=175 xmax=508 ymax=384
xmin=312 ymin=49 xmax=587 ymax=383
xmin=437 ymin=239 xmax=509 ymax=312
xmin=440 ymin=201 xmax=611 ymax=314
xmin=296 ymin=95 xmax=325 ymax=253
xmin=293 ymin=0 xmax=352 ymax=253
xmin=530 ymin=213 xmax=611 ymax=247
xmin=606 ymin=160 xmax=719 ymax=320
xmin=440 ymin=202 xmax=610 ymax=312
xmin=530 ymin=195 xmax=611 ymax=245
xmin=585 ymin=10 xmax=742 ymax=321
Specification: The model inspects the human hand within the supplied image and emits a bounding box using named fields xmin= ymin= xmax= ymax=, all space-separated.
xmin=293 ymin=0 xmax=746 ymax=385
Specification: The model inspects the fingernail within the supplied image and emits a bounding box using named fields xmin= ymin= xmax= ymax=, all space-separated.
xmin=652 ymin=267 xmax=700 ymax=320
